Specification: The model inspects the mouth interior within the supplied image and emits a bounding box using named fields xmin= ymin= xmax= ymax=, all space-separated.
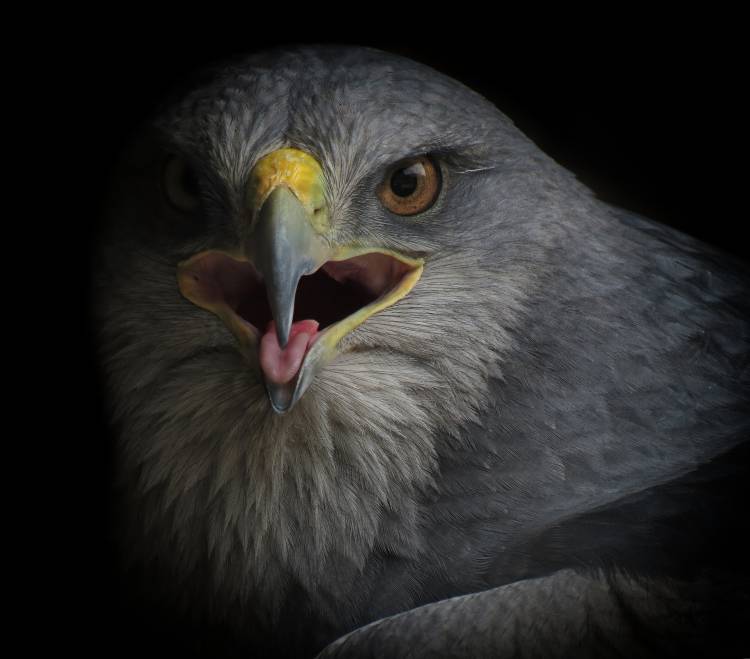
xmin=182 ymin=251 xmax=413 ymax=334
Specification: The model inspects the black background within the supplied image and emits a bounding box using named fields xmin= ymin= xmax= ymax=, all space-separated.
xmin=54 ymin=20 xmax=747 ymax=656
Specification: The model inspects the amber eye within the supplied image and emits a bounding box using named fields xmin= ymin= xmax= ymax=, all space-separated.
xmin=378 ymin=156 xmax=441 ymax=216
xmin=162 ymin=155 xmax=200 ymax=212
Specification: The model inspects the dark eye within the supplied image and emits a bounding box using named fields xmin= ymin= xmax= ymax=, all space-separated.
xmin=162 ymin=155 xmax=200 ymax=212
xmin=378 ymin=156 xmax=441 ymax=216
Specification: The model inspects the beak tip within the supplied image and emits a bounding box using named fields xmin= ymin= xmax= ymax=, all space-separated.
xmin=276 ymin=323 xmax=291 ymax=349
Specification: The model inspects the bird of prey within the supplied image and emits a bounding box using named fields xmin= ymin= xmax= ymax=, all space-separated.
xmin=93 ymin=45 xmax=749 ymax=657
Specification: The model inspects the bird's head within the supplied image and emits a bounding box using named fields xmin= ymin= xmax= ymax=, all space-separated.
xmin=95 ymin=46 xmax=572 ymax=602
xmin=175 ymin=145 xmax=427 ymax=414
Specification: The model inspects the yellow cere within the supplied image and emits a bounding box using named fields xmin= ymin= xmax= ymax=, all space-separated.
xmin=248 ymin=148 xmax=329 ymax=232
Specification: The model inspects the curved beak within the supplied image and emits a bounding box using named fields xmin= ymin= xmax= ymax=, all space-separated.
xmin=246 ymin=186 xmax=328 ymax=348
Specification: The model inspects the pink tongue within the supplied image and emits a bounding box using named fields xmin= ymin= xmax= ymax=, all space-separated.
xmin=259 ymin=319 xmax=319 ymax=385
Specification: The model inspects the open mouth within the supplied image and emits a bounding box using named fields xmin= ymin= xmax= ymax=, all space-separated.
xmin=235 ymin=253 xmax=412 ymax=333
xmin=177 ymin=249 xmax=421 ymax=388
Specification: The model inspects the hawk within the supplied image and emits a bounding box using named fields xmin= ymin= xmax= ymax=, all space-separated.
xmin=94 ymin=45 xmax=749 ymax=657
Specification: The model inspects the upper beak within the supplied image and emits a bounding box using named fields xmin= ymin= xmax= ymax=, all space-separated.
xmin=246 ymin=186 xmax=328 ymax=348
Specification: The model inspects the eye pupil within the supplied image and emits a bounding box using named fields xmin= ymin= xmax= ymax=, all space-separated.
xmin=163 ymin=155 xmax=200 ymax=212
xmin=390 ymin=164 xmax=423 ymax=197
xmin=182 ymin=166 xmax=199 ymax=197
